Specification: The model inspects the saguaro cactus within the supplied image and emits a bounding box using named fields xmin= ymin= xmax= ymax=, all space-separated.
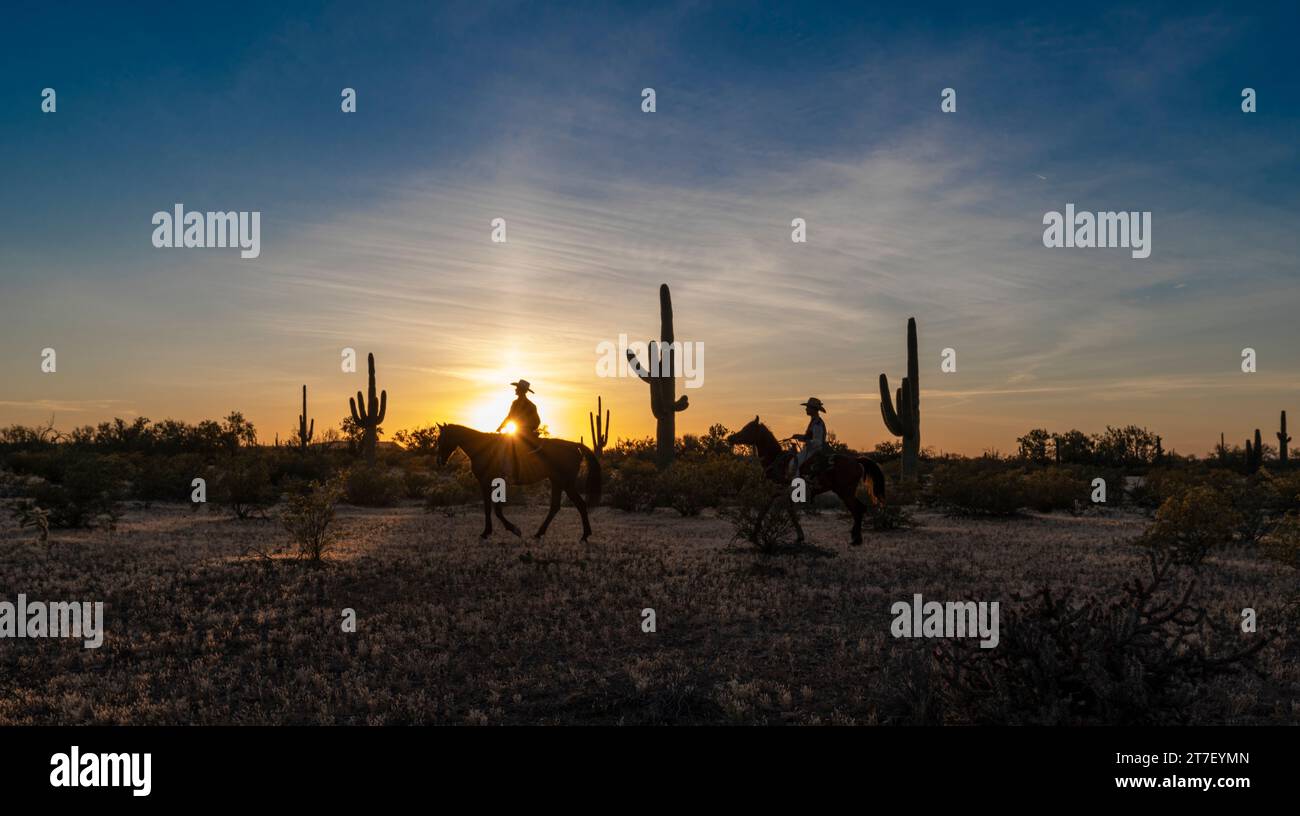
xmin=1246 ymin=428 xmax=1262 ymax=474
xmin=627 ymin=284 xmax=688 ymax=468
xmin=1278 ymin=411 xmax=1291 ymax=464
xmin=349 ymin=353 xmax=387 ymax=464
xmin=295 ymin=385 xmax=314 ymax=451
xmin=880 ymin=316 xmax=921 ymax=482
xmin=589 ymin=396 xmax=610 ymax=456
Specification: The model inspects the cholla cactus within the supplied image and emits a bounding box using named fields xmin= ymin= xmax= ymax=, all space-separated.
xmin=349 ymin=353 xmax=387 ymax=464
xmin=296 ymin=385 xmax=315 ymax=451
xmin=627 ymin=284 xmax=688 ymax=468
xmin=880 ymin=317 xmax=921 ymax=482
xmin=588 ymin=396 xmax=610 ymax=455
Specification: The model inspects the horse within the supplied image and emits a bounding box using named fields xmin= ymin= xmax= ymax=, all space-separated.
xmin=726 ymin=416 xmax=886 ymax=546
xmin=435 ymin=423 xmax=602 ymax=542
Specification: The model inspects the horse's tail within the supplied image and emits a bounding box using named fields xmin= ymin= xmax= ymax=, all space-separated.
xmin=580 ymin=444 xmax=602 ymax=506
xmin=857 ymin=457 xmax=886 ymax=505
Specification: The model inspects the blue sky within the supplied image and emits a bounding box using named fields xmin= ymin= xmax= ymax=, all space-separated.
xmin=1 ymin=1 xmax=1297 ymax=453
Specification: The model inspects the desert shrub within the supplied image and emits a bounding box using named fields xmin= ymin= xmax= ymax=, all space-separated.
xmin=23 ymin=455 xmax=127 ymax=528
xmin=718 ymin=472 xmax=795 ymax=553
xmin=1139 ymin=486 xmax=1238 ymax=566
xmin=655 ymin=461 xmax=721 ymax=517
xmin=210 ymin=456 xmax=278 ymax=519
xmin=10 ymin=500 xmax=51 ymax=544
xmin=1020 ymin=468 xmax=1088 ymax=513
xmin=933 ymin=552 xmax=1267 ymax=725
xmin=424 ymin=472 xmax=479 ymax=516
xmin=864 ymin=499 xmax=914 ymax=531
xmin=280 ymin=476 xmax=345 ymax=563
xmin=1260 ymin=512 xmax=1300 ymax=571
xmin=402 ymin=469 xmax=435 ymax=500
xmin=607 ymin=460 xmax=659 ymax=513
xmin=885 ymin=478 xmax=922 ymax=507
xmin=129 ymin=452 xmax=206 ymax=503
xmin=928 ymin=464 xmax=1025 ymax=516
xmin=343 ymin=465 xmax=404 ymax=507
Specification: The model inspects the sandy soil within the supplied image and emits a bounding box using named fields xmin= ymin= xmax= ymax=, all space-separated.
xmin=0 ymin=503 xmax=1294 ymax=724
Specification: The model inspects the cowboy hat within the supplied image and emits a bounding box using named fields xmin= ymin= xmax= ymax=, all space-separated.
xmin=800 ymin=397 xmax=826 ymax=412
xmin=510 ymin=380 xmax=535 ymax=393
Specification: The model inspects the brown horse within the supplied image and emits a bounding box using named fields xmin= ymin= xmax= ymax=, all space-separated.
xmin=727 ymin=416 xmax=885 ymax=546
xmin=435 ymin=424 xmax=601 ymax=542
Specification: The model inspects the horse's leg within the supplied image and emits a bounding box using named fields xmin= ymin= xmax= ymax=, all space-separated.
xmin=479 ymin=483 xmax=493 ymax=540
xmin=534 ymin=480 xmax=562 ymax=539
xmin=836 ymin=483 xmax=865 ymax=546
xmin=785 ymin=499 xmax=807 ymax=544
xmin=493 ymin=496 xmax=522 ymax=538
xmin=751 ymin=492 xmax=778 ymax=543
xmin=563 ymin=482 xmax=592 ymax=542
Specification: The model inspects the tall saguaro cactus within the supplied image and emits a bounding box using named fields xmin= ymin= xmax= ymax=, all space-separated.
xmin=295 ymin=385 xmax=314 ymax=451
xmin=1278 ymin=411 xmax=1291 ymax=464
xmin=627 ymin=284 xmax=689 ymax=468
xmin=880 ymin=316 xmax=921 ymax=482
xmin=349 ymin=353 xmax=387 ymax=464
xmin=589 ymin=396 xmax=610 ymax=456
xmin=1246 ymin=428 xmax=1262 ymax=474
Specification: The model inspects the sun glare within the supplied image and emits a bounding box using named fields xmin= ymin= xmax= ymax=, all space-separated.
xmin=503 ymin=421 xmax=517 ymax=435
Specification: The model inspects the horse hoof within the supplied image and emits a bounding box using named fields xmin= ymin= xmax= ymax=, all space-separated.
xmin=509 ymin=527 xmax=522 ymax=538
xmin=479 ymin=534 xmax=491 ymax=542
xmin=849 ymin=538 xmax=863 ymax=547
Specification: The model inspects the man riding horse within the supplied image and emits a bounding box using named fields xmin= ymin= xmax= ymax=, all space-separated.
xmin=496 ymin=379 xmax=542 ymax=480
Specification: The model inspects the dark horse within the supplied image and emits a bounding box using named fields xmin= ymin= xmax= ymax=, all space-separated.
xmin=435 ymin=424 xmax=601 ymax=542
xmin=727 ymin=416 xmax=886 ymax=546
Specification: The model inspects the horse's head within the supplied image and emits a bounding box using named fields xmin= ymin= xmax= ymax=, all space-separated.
xmin=726 ymin=416 xmax=766 ymax=448
xmin=435 ymin=423 xmax=456 ymax=467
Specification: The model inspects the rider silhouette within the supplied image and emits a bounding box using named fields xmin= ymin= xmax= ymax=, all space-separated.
xmin=497 ymin=380 xmax=541 ymax=479
xmin=792 ymin=397 xmax=829 ymax=477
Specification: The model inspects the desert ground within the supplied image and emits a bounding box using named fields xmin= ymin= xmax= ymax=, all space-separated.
xmin=1 ymin=501 xmax=1295 ymax=726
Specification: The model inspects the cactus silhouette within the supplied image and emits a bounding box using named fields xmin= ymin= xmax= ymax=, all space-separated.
xmin=1278 ymin=411 xmax=1291 ymax=464
xmin=880 ymin=316 xmax=921 ymax=481
xmin=1246 ymin=428 xmax=1262 ymax=473
xmin=295 ymin=385 xmax=314 ymax=451
xmin=627 ymin=284 xmax=688 ymax=468
xmin=349 ymin=353 xmax=387 ymax=464
xmin=588 ymin=396 xmax=610 ymax=456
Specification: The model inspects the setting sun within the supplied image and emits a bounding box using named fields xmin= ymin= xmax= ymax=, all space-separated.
xmin=503 ymin=421 xmax=517 ymax=435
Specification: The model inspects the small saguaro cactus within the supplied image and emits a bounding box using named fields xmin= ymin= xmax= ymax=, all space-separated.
xmin=880 ymin=316 xmax=921 ymax=482
xmin=589 ymin=396 xmax=610 ymax=456
xmin=627 ymin=284 xmax=688 ymax=469
xmin=1246 ymin=428 xmax=1262 ymax=474
xmin=349 ymin=353 xmax=387 ymax=464
xmin=296 ymin=384 xmax=315 ymax=451
xmin=1278 ymin=411 xmax=1291 ymax=464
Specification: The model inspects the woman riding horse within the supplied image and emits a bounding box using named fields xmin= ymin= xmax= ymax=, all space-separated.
xmin=728 ymin=408 xmax=885 ymax=546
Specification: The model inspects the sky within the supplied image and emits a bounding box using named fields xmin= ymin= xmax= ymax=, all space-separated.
xmin=1 ymin=1 xmax=1298 ymax=455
